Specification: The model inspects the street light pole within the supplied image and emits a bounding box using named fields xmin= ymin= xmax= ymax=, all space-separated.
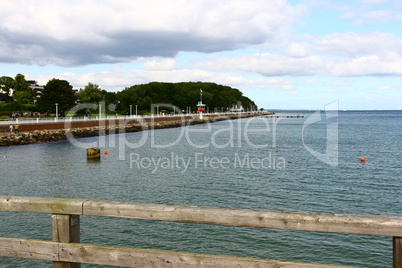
xmin=55 ymin=103 xmax=58 ymax=121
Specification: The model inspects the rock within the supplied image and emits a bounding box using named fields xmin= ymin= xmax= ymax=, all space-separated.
xmin=87 ymin=147 xmax=101 ymax=160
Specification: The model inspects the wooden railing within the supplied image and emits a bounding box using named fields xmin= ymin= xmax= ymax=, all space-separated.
xmin=0 ymin=196 xmax=401 ymax=267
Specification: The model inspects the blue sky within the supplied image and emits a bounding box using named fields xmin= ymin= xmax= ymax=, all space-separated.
xmin=0 ymin=0 xmax=401 ymax=110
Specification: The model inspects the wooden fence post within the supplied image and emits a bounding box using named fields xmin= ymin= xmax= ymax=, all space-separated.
xmin=394 ymin=237 xmax=402 ymax=268
xmin=52 ymin=214 xmax=80 ymax=268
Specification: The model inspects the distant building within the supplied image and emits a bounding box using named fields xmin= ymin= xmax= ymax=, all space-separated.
xmin=4 ymin=80 xmax=44 ymax=103
xmin=26 ymin=80 xmax=44 ymax=102
xmin=230 ymin=104 xmax=244 ymax=112
xmin=0 ymin=85 xmax=9 ymax=95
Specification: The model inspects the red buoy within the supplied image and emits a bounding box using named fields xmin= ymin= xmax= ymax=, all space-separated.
xmin=360 ymin=157 xmax=365 ymax=162
xmin=104 ymin=151 xmax=108 ymax=155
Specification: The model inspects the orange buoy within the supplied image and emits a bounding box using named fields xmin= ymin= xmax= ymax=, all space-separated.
xmin=360 ymin=157 xmax=366 ymax=162
xmin=104 ymin=150 xmax=108 ymax=155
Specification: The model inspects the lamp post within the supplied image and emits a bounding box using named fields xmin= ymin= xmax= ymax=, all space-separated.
xmin=55 ymin=103 xmax=58 ymax=121
xmin=197 ymin=89 xmax=205 ymax=120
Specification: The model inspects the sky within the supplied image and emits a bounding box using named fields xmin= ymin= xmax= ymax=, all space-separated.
xmin=0 ymin=0 xmax=401 ymax=110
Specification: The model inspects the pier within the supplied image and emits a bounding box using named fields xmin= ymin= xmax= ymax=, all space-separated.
xmin=264 ymin=115 xmax=304 ymax=118
xmin=0 ymin=112 xmax=267 ymax=146
xmin=0 ymin=112 xmax=267 ymax=134
xmin=1 ymin=196 xmax=401 ymax=267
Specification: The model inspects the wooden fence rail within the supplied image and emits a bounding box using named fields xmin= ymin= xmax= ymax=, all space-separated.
xmin=0 ymin=196 xmax=401 ymax=267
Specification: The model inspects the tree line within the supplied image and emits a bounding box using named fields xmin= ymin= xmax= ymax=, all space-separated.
xmin=0 ymin=74 xmax=257 ymax=117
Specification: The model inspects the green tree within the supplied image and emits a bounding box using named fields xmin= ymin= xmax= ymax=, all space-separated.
xmin=39 ymin=78 xmax=76 ymax=117
xmin=13 ymin=74 xmax=29 ymax=92
xmin=14 ymin=91 xmax=33 ymax=104
xmin=115 ymin=82 xmax=257 ymax=114
xmin=0 ymin=93 xmax=9 ymax=102
xmin=104 ymin=91 xmax=117 ymax=104
xmin=0 ymin=76 xmax=14 ymax=102
xmin=78 ymin=82 xmax=105 ymax=103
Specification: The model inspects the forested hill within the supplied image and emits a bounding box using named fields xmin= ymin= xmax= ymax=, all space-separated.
xmin=117 ymin=82 xmax=257 ymax=113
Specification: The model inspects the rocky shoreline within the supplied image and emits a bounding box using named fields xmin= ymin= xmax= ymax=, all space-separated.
xmin=0 ymin=113 xmax=265 ymax=146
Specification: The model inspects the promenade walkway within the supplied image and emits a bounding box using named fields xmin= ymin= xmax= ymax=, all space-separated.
xmin=0 ymin=112 xmax=265 ymax=134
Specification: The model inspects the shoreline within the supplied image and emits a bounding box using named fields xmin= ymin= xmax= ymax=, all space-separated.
xmin=0 ymin=112 xmax=270 ymax=146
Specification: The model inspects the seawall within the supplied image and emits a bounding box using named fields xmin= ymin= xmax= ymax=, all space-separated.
xmin=0 ymin=112 xmax=267 ymax=146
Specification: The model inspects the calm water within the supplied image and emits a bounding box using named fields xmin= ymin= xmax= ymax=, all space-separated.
xmin=1 ymin=111 xmax=401 ymax=267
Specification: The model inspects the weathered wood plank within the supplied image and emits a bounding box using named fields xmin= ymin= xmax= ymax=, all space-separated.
xmin=2 ymin=196 xmax=402 ymax=237
xmin=0 ymin=237 xmax=58 ymax=261
xmin=82 ymin=200 xmax=402 ymax=237
xmin=0 ymin=196 xmax=85 ymax=215
xmin=394 ymin=237 xmax=402 ymax=268
xmin=58 ymin=242 xmax=356 ymax=268
xmin=52 ymin=214 xmax=80 ymax=268
xmin=0 ymin=238 xmax=357 ymax=268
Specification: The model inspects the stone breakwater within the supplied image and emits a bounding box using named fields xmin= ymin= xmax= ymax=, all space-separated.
xmin=0 ymin=113 xmax=265 ymax=146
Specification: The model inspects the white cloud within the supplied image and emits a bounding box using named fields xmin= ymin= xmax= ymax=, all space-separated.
xmin=375 ymin=85 xmax=399 ymax=91
xmin=342 ymin=9 xmax=401 ymax=24
xmin=330 ymin=56 xmax=402 ymax=76
xmin=32 ymin=67 xmax=297 ymax=94
xmin=144 ymin=58 xmax=176 ymax=70
xmin=2 ymin=0 xmax=402 ymax=101
xmin=192 ymin=46 xmax=402 ymax=77
xmin=313 ymin=32 xmax=402 ymax=58
xmin=356 ymin=0 xmax=388 ymax=4
xmin=286 ymin=42 xmax=309 ymax=57
xmin=195 ymin=53 xmax=327 ymax=76
xmin=333 ymin=80 xmax=353 ymax=87
xmin=340 ymin=0 xmax=402 ymax=24
xmin=306 ymin=79 xmax=320 ymax=84
xmin=0 ymin=0 xmax=303 ymax=66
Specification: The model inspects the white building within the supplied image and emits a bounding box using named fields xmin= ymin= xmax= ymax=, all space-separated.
xmin=26 ymin=80 xmax=44 ymax=102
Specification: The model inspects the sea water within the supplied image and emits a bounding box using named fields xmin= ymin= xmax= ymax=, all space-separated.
xmin=0 ymin=110 xmax=401 ymax=267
